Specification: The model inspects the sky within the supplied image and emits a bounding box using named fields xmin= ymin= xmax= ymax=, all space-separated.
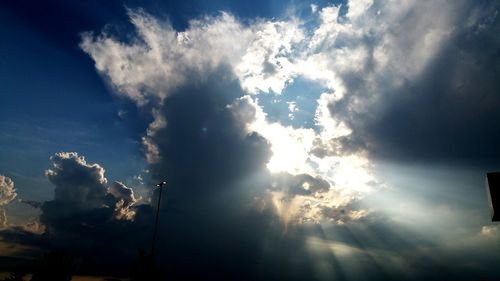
xmin=1 ymin=0 xmax=500 ymax=280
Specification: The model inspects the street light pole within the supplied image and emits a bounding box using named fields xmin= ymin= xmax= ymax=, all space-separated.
xmin=151 ymin=181 xmax=167 ymax=258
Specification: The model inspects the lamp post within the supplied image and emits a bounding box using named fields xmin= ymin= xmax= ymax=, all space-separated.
xmin=151 ymin=180 xmax=167 ymax=258
xmin=486 ymin=172 xmax=500 ymax=221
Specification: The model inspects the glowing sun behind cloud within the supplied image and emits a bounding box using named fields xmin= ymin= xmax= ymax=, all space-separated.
xmin=80 ymin=3 xmax=397 ymax=225
xmin=245 ymin=95 xmax=378 ymax=224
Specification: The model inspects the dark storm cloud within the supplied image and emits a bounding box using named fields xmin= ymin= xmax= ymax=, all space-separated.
xmin=330 ymin=0 xmax=500 ymax=166
xmin=4 ymin=152 xmax=155 ymax=275
xmin=147 ymin=65 xmax=271 ymax=194
xmin=0 ymin=67 xmax=323 ymax=278
xmin=39 ymin=201 xmax=154 ymax=275
xmin=143 ymin=65 xmax=321 ymax=280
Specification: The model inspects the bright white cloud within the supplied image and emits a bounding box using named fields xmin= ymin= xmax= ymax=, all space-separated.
xmin=287 ymin=101 xmax=297 ymax=120
xmin=308 ymin=6 xmax=343 ymax=50
xmin=310 ymin=4 xmax=318 ymax=14
xmin=46 ymin=152 xmax=108 ymax=206
xmin=347 ymin=0 xmax=374 ymax=20
xmin=81 ymin=10 xmax=253 ymax=106
xmin=237 ymin=19 xmax=304 ymax=94
xmin=45 ymin=152 xmax=138 ymax=220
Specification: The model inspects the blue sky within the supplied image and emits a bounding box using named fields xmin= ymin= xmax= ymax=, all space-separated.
xmin=1 ymin=0 xmax=500 ymax=280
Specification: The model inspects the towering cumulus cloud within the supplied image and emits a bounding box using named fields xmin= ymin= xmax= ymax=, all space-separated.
xmin=45 ymin=152 xmax=108 ymax=208
xmin=44 ymin=152 xmax=138 ymax=220
xmin=80 ymin=8 xmax=377 ymax=227
xmin=78 ymin=0 xmax=500 ymax=279
xmin=38 ymin=152 xmax=150 ymax=274
xmin=81 ymin=10 xmax=316 ymax=279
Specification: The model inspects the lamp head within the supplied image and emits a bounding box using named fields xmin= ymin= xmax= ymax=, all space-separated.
xmin=155 ymin=181 xmax=167 ymax=187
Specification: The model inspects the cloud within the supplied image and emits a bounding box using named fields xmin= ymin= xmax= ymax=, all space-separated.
xmin=80 ymin=10 xmax=252 ymax=106
xmin=43 ymin=152 xmax=138 ymax=221
xmin=75 ymin=0 xmax=500 ymax=278
xmin=108 ymin=181 xmax=137 ymax=220
xmin=359 ymin=9 xmax=500 ymax=165
xmin=20 ymin=221 xmax=46 ymax=234
xmin=347 ymin=0 xmax=373 ymax=20
xmin=0 ymin=175 xmax=17 ymax=230
xmin=79 ymin=7 xmax=384 ymax=278
xmin=45 ymin=152 xmax=108 ymax=208
xmin=42 ymin=152 xmax=139 ymax=223
xmin=0 ymin=1 xmax=498 ymax=279
xmin=108 ymin=181 xmax=137 ymax=206
xmin=33 ymin=152 xmax=153 ymax=274
xmin=481 ymin=225 xmax=500 ymax=237
xmin=0 ymin=175 xmax=17 ymax=206
xmin=236 ymin=19 xmax=303 ymax=94
xmin=0 ymin=208 xmax=6 ymax=228
xmin=305 ymin=0 xmax=500 ymax=165
xmin=80 ymin=3 xmax=386 ymax=237
xmin=81 ymin=8 xmax=379 ymax=229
